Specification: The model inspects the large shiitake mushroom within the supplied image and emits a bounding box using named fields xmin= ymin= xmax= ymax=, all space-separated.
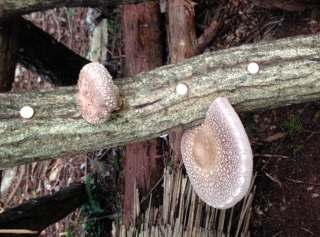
xmin=181 ymin=97 xmax=253 ymax=209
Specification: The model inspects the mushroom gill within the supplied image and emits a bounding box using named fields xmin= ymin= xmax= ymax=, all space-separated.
xmin=181 ymin=97 xmax=253 ymax=209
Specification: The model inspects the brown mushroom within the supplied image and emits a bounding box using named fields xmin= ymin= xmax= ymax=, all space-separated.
xmin=181 ymin=97 xmax=252 ymax=209
xmin=77 ymin=62 xmax=122 ymax=124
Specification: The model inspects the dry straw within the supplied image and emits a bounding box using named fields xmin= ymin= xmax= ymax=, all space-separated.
xmin=116 ymin=167 xmax=256 ymax=237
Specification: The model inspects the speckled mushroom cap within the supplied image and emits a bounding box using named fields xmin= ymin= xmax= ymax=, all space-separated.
xmin=181 ymin=97 xmax=253 ymax=209
xmin=77 ymin=62 xmax=121 ymax=124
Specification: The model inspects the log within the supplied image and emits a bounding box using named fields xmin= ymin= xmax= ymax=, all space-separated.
xmin=0 ymin=183 xmax=87 ymax=237
xmin=1 ymin=33 xmax=320 ymax=167
xmin=0 ymin=0 xmax=155 ymax=21
xmin=122 ymin=2 xmax=163 ymax=227
xmin=17 ymin=17 xmax=90 ymax=86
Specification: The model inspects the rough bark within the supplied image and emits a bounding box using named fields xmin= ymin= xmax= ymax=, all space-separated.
xmin=122 ymin=2 xmax=163 ymax=228
xmin=168 ymin=0 xmax=196 ymax=64
xmin=1 ymin=33 xmax=320 ymax=167
xmin=0 ymin=18 xmax=19 ymax=92
xmin=17 ymin=17 xmax=90 ymax=86
xmin=0 ymin=183 xmax=87 ymax=237
xmin=168 ymin=0 xmax=197 ymax=168
xmin=0 ymin=0 xmax=155 ymax=21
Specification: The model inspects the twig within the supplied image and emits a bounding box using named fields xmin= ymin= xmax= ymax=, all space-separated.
xmin=301 ymin=227 xmax=314 ymax=234
xmin=254 ymin=154 xmax=289 ymax=159
xmin=140 ymin=175 xmax=164 ymax=204
xmin=50 ymin=10 xmax=61 ymax=42
xmin=261 ymin=135 xmax=287 ymax=170
xmin=0 ymin=229 xmax=38 ymax=234
xmin=284 ymin=177 xmax=320 ymax=186
xmin=64 ymin=7 xmax=73 ymax=49
xmin=305 ymin=130 xmax=320 ymax=134
xmin=5 ymin=165 xmax=26 ymax=205
xmin=271 ymin=231 xmax=283 ymax=237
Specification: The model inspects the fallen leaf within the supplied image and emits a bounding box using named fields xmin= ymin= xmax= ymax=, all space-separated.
xmin=264 ymin=132 xmax=288 ymax=142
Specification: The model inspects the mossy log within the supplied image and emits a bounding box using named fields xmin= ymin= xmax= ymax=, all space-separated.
xmin=1 ymin=33 xmax=320 ymax=167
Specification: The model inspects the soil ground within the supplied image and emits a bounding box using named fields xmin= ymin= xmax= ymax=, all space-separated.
xmin=1 ymin=1 xmax=320 ymax=237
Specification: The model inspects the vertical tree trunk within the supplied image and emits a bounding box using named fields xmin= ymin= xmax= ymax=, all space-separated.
xmin=168 ymin=0 xmax=197 ymax=168
xmin=0 ymin=18 xmax=19 ymax=92
xmin=122 ymin=2 xmax=163 ymax=228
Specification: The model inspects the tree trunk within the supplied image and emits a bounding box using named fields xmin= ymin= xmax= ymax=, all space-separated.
xmin=0 ymin=18 xmax=19 ymax=92
xmin=0 ymin=183 xmax=87 ymax=237
xmin=1 ymin=33 xmax=320 ymax=167
xmin=122 ymin=2 xmax=163 ymax=228
xmin=17 ymin=17 xmax=90 ymax=86
xmin=0 ymin=0 xmax=155 ymax=21
xmin=167 ymin=0 xmax=197 ymax=168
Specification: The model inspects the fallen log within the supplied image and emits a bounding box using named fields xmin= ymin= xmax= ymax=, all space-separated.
xmin=1 ymin=33 xmax=320 ymax=167
xmin=0 ymin=18 xmax=19 ymax=92
xmin=0 ymin=183 xmax=87 ymax=237
xmin=17 ymin=17 xmax=90 ymax=86
xmin=0 ymin=0 xmax=155 ymax=21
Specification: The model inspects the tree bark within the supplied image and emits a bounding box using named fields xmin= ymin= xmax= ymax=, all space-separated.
xmin=0 ymin=18 xmax=19 ymax=92
xmin=122 ymin=2 xmax=163 ymax=228
xmin=0 ymin=183 xmax=87 ymax=237
xmin=1 ymin=33 xmax=320 ymax=167
xmin=0 ymin=0 xmax=155 ymax=21
xmin=17 ymin=17 xmax=90 ymax=86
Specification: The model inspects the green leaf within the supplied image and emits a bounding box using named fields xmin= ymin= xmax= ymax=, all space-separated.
xmin=113 ymin=157 xmax=120 ymax=172
xmin=293 ymin=144 xmax=304 ymax=157
xmin=85 ymin=175 xmax=104 ymax=214
xmin=283 ymin=115 xmax=304 ymax=140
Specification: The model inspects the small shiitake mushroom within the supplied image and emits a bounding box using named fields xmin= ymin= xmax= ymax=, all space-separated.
xmin=77 ymin=62 xmax=122 ymax=124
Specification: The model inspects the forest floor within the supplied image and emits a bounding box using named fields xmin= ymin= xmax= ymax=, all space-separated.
xmin=1 ymin=1 xmax=320 ymax=237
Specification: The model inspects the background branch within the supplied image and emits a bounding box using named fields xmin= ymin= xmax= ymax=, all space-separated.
xmin=0 ymin=0 xmax=155 ymax=21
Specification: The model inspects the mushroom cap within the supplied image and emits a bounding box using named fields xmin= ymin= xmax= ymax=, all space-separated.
xmin=77 ymin=62 xmax=119 ymax=124
xmin=181 ymin=97 xmax=253 ymax=209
